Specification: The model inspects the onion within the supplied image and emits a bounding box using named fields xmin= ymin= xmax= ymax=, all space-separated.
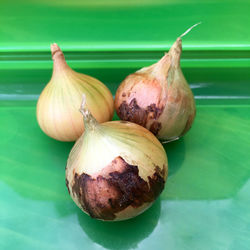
xmin=66 ymin=95 xmax=168 ymax=221
xmin=115 ymin=24 xmax=200 ymax=142
xmin=36 ymin=44 xmax=114 ymax=141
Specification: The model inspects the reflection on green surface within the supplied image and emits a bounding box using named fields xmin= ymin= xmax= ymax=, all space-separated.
xmin=163 ymin=139 xmax=185 ymax=177
xmin=0 ymin=107 xmax=74 ymax=201
xmin=163 ymin=106 xmax=250 ymax=201
xmin=77 ymin=200 xmax=160 ymax=250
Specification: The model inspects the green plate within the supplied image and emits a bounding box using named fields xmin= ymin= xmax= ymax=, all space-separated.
xmin=1 ymin=0 xmax=250 ymax=249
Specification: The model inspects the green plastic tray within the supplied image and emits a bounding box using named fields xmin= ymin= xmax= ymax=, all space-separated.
xmin=1 ymin=1 xmax=250 ymax=250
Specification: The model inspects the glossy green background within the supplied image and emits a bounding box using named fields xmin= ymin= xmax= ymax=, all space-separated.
xmin=1 ymin=0 xmax=250 ymax=51
xmin=1 ymin=0 xmax=250 ymax=250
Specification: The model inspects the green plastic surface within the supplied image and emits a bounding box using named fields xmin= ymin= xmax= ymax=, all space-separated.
xmin=1 ymin=104 xmax=250 ymax=250
xmin=1 ymin=0 xmax=250 ymax=249
xmin=1 ymin=0 xmax=250 ymax=52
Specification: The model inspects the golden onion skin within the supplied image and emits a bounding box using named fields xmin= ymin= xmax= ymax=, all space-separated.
xmin=36 ymin=44 xmax=114 ymax=141
xmin=115 ymin=38 xmax=196 ymax=142
xmin=66 ymin=117 xmax=168 ymax=221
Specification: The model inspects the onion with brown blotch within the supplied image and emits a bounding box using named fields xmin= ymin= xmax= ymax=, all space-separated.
xmin=115 ymin=24 xmax=200 ymax=142
xmin=66 ymin=95 xmax=168 ymax=221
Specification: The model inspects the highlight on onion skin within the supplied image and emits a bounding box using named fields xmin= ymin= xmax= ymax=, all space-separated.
xmin=115 ymin=24 xmax=200 ymax=142
xmin=36 ymin=43 xmax=114 ymax=142
xmin=65 ymin=95 xmax=168 ymax=221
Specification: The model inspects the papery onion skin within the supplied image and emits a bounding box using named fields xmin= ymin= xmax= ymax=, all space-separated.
xmin=36 ymin=43 xmax=114 ymax=141
xmin=65 ymin=100 xmax=168 ymax=221
xmin=114 ymin=38 xmax=196 ymax=142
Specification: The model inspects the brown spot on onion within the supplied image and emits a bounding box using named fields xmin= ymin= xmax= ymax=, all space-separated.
xmin=118 ymin=99 xmax=148 ymax=127
xmin=147 ymin=103 xmax=163 ymax=120
xmin=71 ymin=156 xmax=165 ymax=220
xmin=117 ymin=98 xmax=164 ymax=135
xmin=150 ymin=122 xmax=162 ymax=136
xmin=66 ymin=178 xmax=70 ymax=194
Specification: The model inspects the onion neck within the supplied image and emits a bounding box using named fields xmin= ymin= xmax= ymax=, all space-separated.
xmin=151 ymin=53 xmax=171 ymax=77
xmin=79 ymin=96 xmax=99 ymax=131
xmin=149 ymin=38 xmax=182 ymax=79
xmin=51 ymin=43 xmax=70 ymax=74
xmin=168 ymin=37 xmax=182 ymax=67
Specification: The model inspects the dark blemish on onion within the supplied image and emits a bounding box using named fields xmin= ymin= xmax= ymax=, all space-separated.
xmin=66 ymin=178 xmax=70 ymax=194
xmin=71 ymin=156 xmax=165 ymax=220
xmin=149 ymin=122 xmax=162 ymax=136
xmin=147 ymin=103 xmax=163 ymax=120
xmin=117 ymin=98 xmax=164 ymax=135
xmin=118 ymin=99 xmax=148 ymax=127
